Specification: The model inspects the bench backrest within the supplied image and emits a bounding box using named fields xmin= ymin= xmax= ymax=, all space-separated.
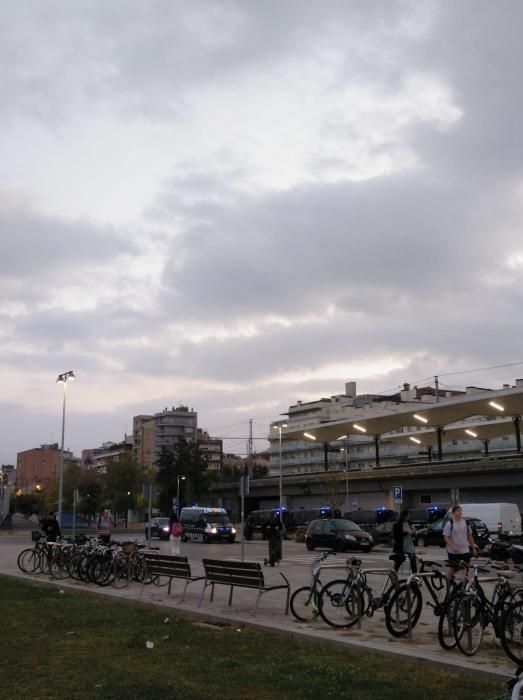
xmin=202 ymin=558 xmax=264 ymax=589
xmin=143 ymin=552 xmax=191 ymax=578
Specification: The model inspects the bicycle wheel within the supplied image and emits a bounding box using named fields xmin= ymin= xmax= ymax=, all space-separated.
xmin=17 ymin=548 xmax=39 ymax=574
xmin=437 ymin=592 xmax=463 ymax=650
xmin=453 ymin=593 xmax=485 ymax=656
xmin=318 ymin=579 xmax=362 ymax=629
xmin=501 ymin=601 xmax=523 ymax=665
xmin=90 ymin=557 xmax=112 ymax=587
xmin=67 ymin=551 xmax=84 ymax=581
xmin=290 ymin=586 xmax=317 ymax=622
xmin=49 ymin=549 xmax=70 ymax=580
xmin=384 ymin=584 xmax=423 ymax=638
xmin=111 ymin=556 xmax=132 ymax=589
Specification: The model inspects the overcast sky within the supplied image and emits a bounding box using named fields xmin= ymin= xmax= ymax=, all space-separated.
xmin=2 ymin=1 xmax=523 ymax=465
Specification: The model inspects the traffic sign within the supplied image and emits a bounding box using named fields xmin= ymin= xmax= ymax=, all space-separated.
xmin=392 ymin=486 xmax=403 ymax=502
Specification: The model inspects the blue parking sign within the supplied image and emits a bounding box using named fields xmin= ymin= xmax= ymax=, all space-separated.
xmin=393 ymin=486 xmax=402 ymax=502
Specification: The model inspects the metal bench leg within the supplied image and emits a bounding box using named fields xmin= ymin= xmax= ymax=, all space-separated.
xmin=198 ymin=582 xmax=209 ymax=608
xmin=255 ymin=590 xmax=262 ymax=617
xmin=167 ymin=577 xmax=174 ymax=596
xmin=181 ymin=580 xmax=189 ymax=603
xmin=228 ymin=585 xmax=234 ymax=606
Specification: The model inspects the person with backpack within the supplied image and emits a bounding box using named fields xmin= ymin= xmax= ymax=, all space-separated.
xmin=169 ymin=512 xmax=184 ymax=555
xmin=392 ymin=509 xmax=417 ymax=574
xmin=443 ymin=504 xmax=479 ymax=578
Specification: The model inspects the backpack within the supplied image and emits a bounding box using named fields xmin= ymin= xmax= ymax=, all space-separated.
xmin=171 ymin=522 xmax=183 ymax=538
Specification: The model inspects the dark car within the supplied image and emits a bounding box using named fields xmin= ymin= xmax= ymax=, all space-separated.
xmin=144 ymin=517 xmax=170 ymax=541
xmin=366 ymin=521 xmax=396 ymax=545
xmin=413 ymin=516 xmax=489 ymax=548
xmin=305 ymin=518 xmax=374 ymax=553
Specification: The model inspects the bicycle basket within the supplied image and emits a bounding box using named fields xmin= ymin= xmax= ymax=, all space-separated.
xmin=121 ymin=541 xmax=134 ymax=555
xmin=31 ymin=530 xmax=42 ymax=542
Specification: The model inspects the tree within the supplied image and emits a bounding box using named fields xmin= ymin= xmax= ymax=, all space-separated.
xmin=155 ymin=438 xmax=212 ymax=514
xmin=104 ymin=453 xmax=146 ymax=522
xmin=77 ymin=470 xmax=104 ymax=522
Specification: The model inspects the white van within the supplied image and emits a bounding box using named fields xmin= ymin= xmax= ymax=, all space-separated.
xmin=453 ymin=503 xmax=522 ymax=539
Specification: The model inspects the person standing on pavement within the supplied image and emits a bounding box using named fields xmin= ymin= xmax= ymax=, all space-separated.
xmin=264 ymin=512 xmax=283 ymax=567
xmin=392 ymin=509 xmax=417 ymax=574
xmin=169 ymin=512 xmax=184 ymax=555
xmin=443 ymin=504 xmax=479 ymax=578
xmin=40 ymin=511 xmax=61 ymax=541
xmin=96 ymin=509 xmax=112 ymax=543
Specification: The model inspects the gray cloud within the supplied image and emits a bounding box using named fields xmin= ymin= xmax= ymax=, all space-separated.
xmin=2 ymin=2 xmax=523 ymax=465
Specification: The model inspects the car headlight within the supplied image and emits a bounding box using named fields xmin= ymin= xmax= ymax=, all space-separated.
xmin=344 ymin=534 xmax=357 ymax=541
xmin=210 ymin=527 xmax=217 ymax=534
xmin=231 ymin=528 xmax=236 ymax=534
xmin=162 ymin=526 xmax=169 ymax=532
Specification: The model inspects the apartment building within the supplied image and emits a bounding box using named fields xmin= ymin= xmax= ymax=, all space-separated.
xmin=198 ymin=432 xmax=223 ymax=470
xmin=269 ymin=380 xmax=523 ymax=476
xmin=80 ymin=436 xmax=133 ymax=474
xmin=16 ymin=444 xmax=76 ymax=493
xmin=133 ymin=406 xmax=198 ymax=470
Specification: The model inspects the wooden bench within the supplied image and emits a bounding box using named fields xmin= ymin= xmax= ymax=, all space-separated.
xmin=140 ymin=552 xmax=204 ymax=601
xmin=199 ymin=559 xmax=290 ymax=616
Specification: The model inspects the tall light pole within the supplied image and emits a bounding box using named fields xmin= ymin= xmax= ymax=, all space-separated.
xmin=339 ymin=435 xmax=350 ymax=514
xmin=176 ymin=474 xmax=186 ymax=515
xmin=273 ymin=423 xmax=287 ymax=522
xmin=56 ymin=370 xmax=75 ymax=528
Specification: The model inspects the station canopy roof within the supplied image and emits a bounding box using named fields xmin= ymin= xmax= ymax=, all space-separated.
xmin=280 ymin=386 xmax=523 ymax=444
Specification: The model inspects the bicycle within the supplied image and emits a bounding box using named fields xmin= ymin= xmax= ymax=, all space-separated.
xmin=383 ymin=556 xmax=449 ymax=637
xmin=500 ymin=598 xmax=523 ymax=665
xmin=444 ymin=560 xmax=522 ymax=656
xmin=290 ymin=550 xmax=339 ymax=622
xmin=318 ymin=558 xmax=401 ymax=629
xmin=110 ymin=540 xmax=148 ymax=589
xmin=488 ymin=667 xmax=523 ymax=700
xmin=17 ymin=533 xmax=59 ymax=575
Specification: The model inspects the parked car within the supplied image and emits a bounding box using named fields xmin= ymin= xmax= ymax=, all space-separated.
xmin=413 ymin=516 xmax=489 ymax=548
xmin=144 ymin=517 xmax=171 ymax=541
xmin=305 ymin=518 xmax=374 ymax=553
xmin=366 ymin=521 xmax=396 ymax=545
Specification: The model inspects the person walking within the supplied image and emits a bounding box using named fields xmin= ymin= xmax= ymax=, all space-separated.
xmin=96 ymin=509 xmax=112 ymax=543
xmin=169 ymin=512 xmax=184 ymax=556
xmin=392 ymin=509 xmax=417 ymax=574
xmin=244 ymin=515 xmax=254 ymax=541
xmin=443 ymin=504 xmax=479 ymax=578
xmin=264 ymin=512 xmax=283 ymax=567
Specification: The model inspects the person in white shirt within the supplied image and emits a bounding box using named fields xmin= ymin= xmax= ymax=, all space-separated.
xmin=443 ymin=504 xmax=478 ymax=578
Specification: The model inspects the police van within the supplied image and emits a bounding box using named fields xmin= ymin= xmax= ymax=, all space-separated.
xmin=180 ymin=507 xmax=236 ymax=543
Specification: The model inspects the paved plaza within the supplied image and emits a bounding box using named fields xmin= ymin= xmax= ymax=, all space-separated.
xmin=0 ymin=532 xmax=519 ymax=680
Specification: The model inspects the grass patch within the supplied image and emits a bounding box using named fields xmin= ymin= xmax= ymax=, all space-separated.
xmin=0 ymin=575 xmax=506 ymax=699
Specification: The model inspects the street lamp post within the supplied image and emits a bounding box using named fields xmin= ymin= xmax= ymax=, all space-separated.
xmin=274 ymin=423 xmax=287 ymax=526
xmin=338 ymin=435 xmax=350 ymax=515
xmin=342 ymin=443 xmax=349 ymax=514
xmin=176 ymin=475 xmax=186 ymax=515
xmin=56 ymin=370 xmax=75 ymax=528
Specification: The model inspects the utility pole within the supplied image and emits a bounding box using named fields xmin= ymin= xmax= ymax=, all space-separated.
xmin=248 ymin=419 xmax=253 ymax=476
xmin=435 ymin=375 xmax=440 ymax=402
